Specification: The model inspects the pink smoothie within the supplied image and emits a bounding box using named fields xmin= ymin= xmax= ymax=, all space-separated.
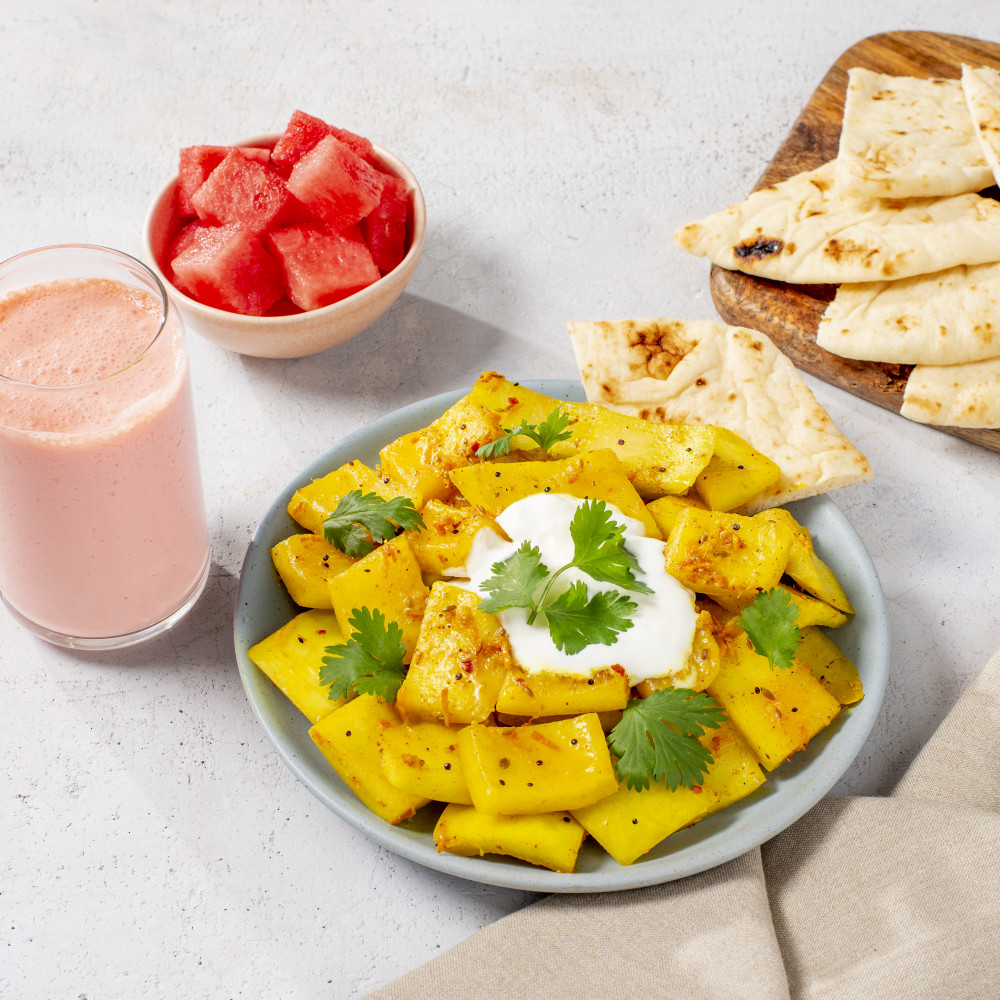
xmin=0 ymin=277 xmax=210 ymax=639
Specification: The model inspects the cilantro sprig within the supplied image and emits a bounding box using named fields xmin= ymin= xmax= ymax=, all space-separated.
xmin=322 ymin=490 xmax=425 ymax=558
xmin=737 ymin=588 xmax=801 ymax=670
xmin=608 ymin=687 xmax=727 ymax=791
xmin=477 ymin=408 xmax=572 ymax=459
xmin=319 ymin=607 xmax=407 ymax=702
xmin=478 ymin=499 xmax=650 ymax=653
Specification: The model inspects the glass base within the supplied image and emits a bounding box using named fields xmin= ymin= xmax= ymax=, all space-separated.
xmin=1 ymin=554 xmax=211 ymax=651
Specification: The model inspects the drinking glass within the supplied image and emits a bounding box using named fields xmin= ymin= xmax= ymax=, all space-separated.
xmin=0 ymin=245 xmax=211 ymax=648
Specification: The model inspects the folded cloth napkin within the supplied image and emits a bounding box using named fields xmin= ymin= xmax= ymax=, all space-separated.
xmin=367 ymin=647 xmax=1000 ymax=1000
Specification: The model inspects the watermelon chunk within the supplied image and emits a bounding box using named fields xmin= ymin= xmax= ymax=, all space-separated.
xmin=191 ymin=151 xmax=305 ymax=232
xmin=171 ymin=225 xmax=285 ymax=315
xmin=268 ymin=223 xmax=381 ymax=310
xmin=165 ymin=219 xmax=214 ymax=279
xmin=271 ymin=110 xmax=376 ymax=172
xmin=359 ymin=175 xmax=409 ymax=275
xmin=286 ymin=136 xmax=385 ymax=231
xmin=177 ymin=145 xmax=270 ymax=217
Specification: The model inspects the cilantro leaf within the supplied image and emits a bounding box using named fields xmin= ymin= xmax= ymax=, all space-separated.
xmin=608 ymin=688 xmax=727 ymax=791
xmin=322 ymin=490 xmax=424 ymax=558
xmin=568 ymin=499 xmax=653 ymax=594
xmin=737 ymin=588 xmax=801 ymax=670
xmin=543 ymin=581 xmax=637 ymax=654
xmin=319 ymin=606 xmax=407 ymax=702
xmin=524 ymin=408 xmax=572 ymax=451
xmin=476 ymin=431 xmax=517 ymax=459
xmin=478 ymin=541 xmax=549 ymax=614
xmin=476 ymin=408 xmax=572 ymax=459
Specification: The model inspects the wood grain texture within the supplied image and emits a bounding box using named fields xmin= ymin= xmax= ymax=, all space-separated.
xmin=709 ymin=30 xmax=1000 ymax=452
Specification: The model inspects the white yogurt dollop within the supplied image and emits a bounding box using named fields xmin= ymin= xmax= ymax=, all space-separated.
xmin=458 ymin=492 xmax=698 ymax=685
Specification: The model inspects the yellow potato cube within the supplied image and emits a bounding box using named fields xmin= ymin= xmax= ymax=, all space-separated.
xmin=420 ymin=396 xmax=505 ymax=471
xmin=467 ymin=371 xmax=716 ymax=497
xmin=708 ymin=631 xmax=841 ymax=771
xmin=663 ymin=507 xmax=793 ymax=611
xmin=246 ymin=609 xmax=345 ymax=724
xmin=377 ymin=430 xmax=452 ymax=509
xmin=405 ymin=500 xmax=498 ymax=576
xmin=777 ymin=583 xmax=848 ymax=628
xmin=269 ymin=532 xmax=354 ymax=608
xmin=395 ymin=582 xmax=511 ymax=725
xmin=572 ymin=715 xmax=766 ymax=866
xmin=433 ymin=803 xmax=586 ymax=873
xmin=694 ymin=427 xmax=782 ymax=512
xmin=699 ymin=716 xmax=767 ymax=811
xmin=796 ymin=627 xmax=864 ymax=706
xmin=450 ymin=449 xmax=662 ymax=538
xmin=309 ymin=694 xmax=430 ymax=824
xmin=757 ymin=508 xmax=854 ymax=613
xmin=379 ymin=722 xmax=473 ymax=804
xmin=458 ymin=714 xmax=619 ymax=815
xmin=645 ymin=493 xmax=707 ymax=538
xmin=571 ymin=778 xmax=716 ymax=866
xmin=287 ymin=460 xmax=380 ymax=535
xmin=495 ymin=667 xmax=630 ymax=719
xmin=328 ymin=535 xmax=429 ymax=662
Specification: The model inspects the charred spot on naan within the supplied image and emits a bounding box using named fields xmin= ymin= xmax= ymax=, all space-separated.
xmin=733 ymin=236 xmax=784 ymax=261
xmin=822 ymin=238 xmax=880 ymax=268
xmin=589 ymin=318 xmax=695 ymax=380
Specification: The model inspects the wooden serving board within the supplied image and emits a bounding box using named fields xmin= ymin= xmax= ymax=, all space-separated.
xmin=709 ymin=30 xmax=1000 ymax=453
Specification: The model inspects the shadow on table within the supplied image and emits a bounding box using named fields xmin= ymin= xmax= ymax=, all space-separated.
xmin=237 ymin=293 xmax=515 ymax=409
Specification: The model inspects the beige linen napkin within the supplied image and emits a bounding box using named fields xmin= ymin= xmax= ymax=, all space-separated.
xmin=367 ymin=647 xmax=1000 ymax=999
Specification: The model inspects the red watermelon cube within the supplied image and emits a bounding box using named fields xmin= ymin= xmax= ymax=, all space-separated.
xmin=359 ymin=175 xmax=409 ymax=275
xmin=271 ymin=110 xmax=376 ymax=172
xmin=191 ymin=151 xmax=305 ymax=233
xmin=165 ymin=219 xmax=214 ymax=279
xmin=170 ymin=225 xmax=285 ymax=315
xmin=177 ymin=145 xmax=270 ymax=217
xmin=268 ymin=223 xmax=380 ymax=310
xmin=286 ymin=135 xmax=385 ymax=231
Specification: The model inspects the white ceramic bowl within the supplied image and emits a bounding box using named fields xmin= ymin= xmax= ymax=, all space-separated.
xmin=142 ymin=134 xmax=426 ymax=359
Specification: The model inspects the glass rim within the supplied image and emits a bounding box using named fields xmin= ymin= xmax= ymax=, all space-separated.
xmin=0 ymin=244 xmax=172 ymax=390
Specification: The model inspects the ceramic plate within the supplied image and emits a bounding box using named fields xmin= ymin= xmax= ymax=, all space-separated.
xmin=233 ymin=380 xmax=889 ymax=892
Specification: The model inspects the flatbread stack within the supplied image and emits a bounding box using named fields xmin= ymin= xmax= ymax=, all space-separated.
xmin=567 ymin=317 xmax=873 ymax=513
xmin=675 ymin=63 xmax=1000 ymax=430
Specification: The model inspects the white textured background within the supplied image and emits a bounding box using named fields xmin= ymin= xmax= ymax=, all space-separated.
xmin=3 ymin=2 xmax=1000 ymax=997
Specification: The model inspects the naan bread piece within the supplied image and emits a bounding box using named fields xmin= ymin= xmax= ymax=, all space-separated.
xmin=816 ymin=261 xmax=1000 ymax=365
xmin=901 ymin=357 xmax=1000 ymax=428
xmin=961 ymin=63 xmax=1000 ymax=188
xmin=567 ymin=318 xmax=873 ymax=512
xmin=673 ymin=161 xmax=1000 ymax=284
xmin=835 ymin=68 xmax=992 ymax=198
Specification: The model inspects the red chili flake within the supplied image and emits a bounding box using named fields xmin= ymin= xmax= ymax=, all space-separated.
xmin=507 ymin=396 xmax=519 ymax=405
xmin=611 ymin=664 xmax=626 ymax=677
xmin=692 ymin=785 xmax=703 ymax=794
xmin=471 ymin=442 xmax=480 ymax=453
xmin=461 ymin=659 xmax=474 ymax=673
xmin=317 ymin=630 xmax=326 ymax=634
